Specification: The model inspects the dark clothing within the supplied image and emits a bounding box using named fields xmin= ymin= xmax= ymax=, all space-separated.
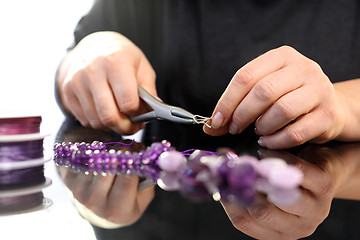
xmin=74 ymin=0 xmax=360 ymax=117
xmin=71 ymin=1 xmax=360 ymax=239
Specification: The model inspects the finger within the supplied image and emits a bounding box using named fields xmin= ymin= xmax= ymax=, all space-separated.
xmin=106 ymin=176 xmax=154 ymax=225
xmin=65 ymin=173 xmax=95 ymax=205
xmin=259 ymin=107 xmax=332 ymax=149
xmin=85 ymin=175 xmax=117 ymax=216
xmin=136 ymin=184 xmax=155 ymax=213
xmin=246 ymin=198 xmax=307 ymax=236
xmin=203 ymin=123 xmax=229 ymax=136
xmin=91 ymin=75 xmax=144 ymax=134
xmin=257 ymin=148 xmax=333 ymax=220
xmin=222 ymin=201 xmax=283 ymax=240
xmin=136 ymin=55 xmax=157 ymax=97
xmin=211 ymin=46 xmax=292 ymax=130
xmin=229 ymin=65 xmax=303 ymax=134
xmin=260 ymin=145 xmax=336 ymax=200
xmin=107 ymin=56 xmax=140 ymax=116
xmin=62 ymin=82 xmax=89 ymax=126
xmin=70 ymin=70 xmax=106 ymax=129
xmin=255 ymin=86 xmax=318 ymax=136
xmin=106 ymin=175 xmax=140 ymax=217
xmin=298 ymin=146 xmax=343 ymax=198
xmin=77 ymin=89 xmax=105 ymax=129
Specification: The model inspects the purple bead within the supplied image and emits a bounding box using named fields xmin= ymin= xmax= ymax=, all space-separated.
xmin=178 ymin=161 xmax=211 ymax=202
xmin=151 ymin=152 xmax=158 ymax=160
xmin=151 ymin=142 xmax=164 ymax=154
xmin=78 ymin=142 xmax=87 ymax=151
xmin=218 ymin=159 xmax=230 ymax=178
xmin=101 ymin=151 xmax=108 ymax=162
xmin=227 ymin=163 xmax=256 ymax=188
xmin=268 ymin=165 xmax=303 ymax=189
xmin=199 ymin=155 xmax=224 ymax=177
xmin=255 ymin=178 xmax=274 ymax=194
xmin=257 ymin=158 xmax=286 ymax=178
xmin=232 ymin=186 xmax=256 ymax=207
xmin=158 ymin=151 xmax=186 ymax=172
xmin=188 ymin=150 xmax=212 ymax=163
xmin=267 ymin=187 xmax=301 ymax=206
xmin=236 ymin=155 xmax=259 ymax=169
xmin=141 ymin=150 xmax=152 ymax=164
xmin=157 ymin=172 xmax=180 ymax=191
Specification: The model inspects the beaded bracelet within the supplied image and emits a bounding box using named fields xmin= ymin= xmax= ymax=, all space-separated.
xmin=53 ymin=140 xmax=303 ymax=207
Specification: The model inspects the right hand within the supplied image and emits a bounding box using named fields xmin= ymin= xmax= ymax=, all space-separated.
xmin=58 ymin=31 xmax=157 ymax=134
xmin=221 ymin=147 xmax=344 ymax=240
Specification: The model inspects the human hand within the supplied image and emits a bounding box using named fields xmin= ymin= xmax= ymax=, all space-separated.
xmin=204 ymin=46 xmax=347 ymax=149
xmin=58 ymin=167 xmax=155 ymax=228
xmin=57 ymin=31 xmax=157 ymax=135
xmin=221 ymin=147 xmax=344 ymax=240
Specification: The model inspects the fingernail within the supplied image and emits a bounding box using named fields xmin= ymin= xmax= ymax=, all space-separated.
xmin=211 ymin=112 xmax=224 ymax=129
xmin=257 ymin=149 xmax=265 ymax=157
xmin=229 ymin=122 xmax=238 ymax=135
xmin=258 ymin=137 xmax=265 ymax=147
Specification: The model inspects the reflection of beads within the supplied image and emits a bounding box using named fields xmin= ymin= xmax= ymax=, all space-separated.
xmin=53 ymin=140 xmax=172 ymax=181
xmin=53 ymin=140 xmax=303 ymax=207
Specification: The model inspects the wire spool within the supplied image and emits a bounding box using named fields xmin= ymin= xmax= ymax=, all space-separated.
xmin=0 ymin=115 xmax=52 ymax=215
xmin=0 ymin=116 xmax=42 ymax=135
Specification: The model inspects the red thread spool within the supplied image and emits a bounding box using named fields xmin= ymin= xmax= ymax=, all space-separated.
xmin=0 ymin=116 xmax=42 ymax=135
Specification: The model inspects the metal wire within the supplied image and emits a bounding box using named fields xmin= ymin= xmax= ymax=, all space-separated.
xmin=193 ymin=115 xmax=212 ymax=128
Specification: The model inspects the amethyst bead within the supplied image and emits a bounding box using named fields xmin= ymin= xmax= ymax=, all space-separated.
xmin=158 ymin=151 xmax=186 ymax=172
xmin=268 ymin=165 xmax=303 ymax=189
xmin=157 ymin=172 xmax=181 ymax=191
xmin=227 ymin=163 xmax=257 ymax=188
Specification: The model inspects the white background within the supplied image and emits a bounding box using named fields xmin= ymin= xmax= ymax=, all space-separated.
xmin=0 ymin=1 xmax=98 ymax=239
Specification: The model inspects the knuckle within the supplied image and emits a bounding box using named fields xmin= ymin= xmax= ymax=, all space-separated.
xmin=278 ymin=45 xmax=296 ymax=54
xmin=317 ymin=174 xmax=335 ymax=198
xmin=80 ymin=120 xmax=90 ymax=127
xmin=307 ymin=60 xmax=322 ymax=73
xmin=98 ymin=110 xmax=118 ymax=127
xmin=231 ymin=215 xmax=252 ymax=231
xmin=149 ymin=67 xmax=157 ymax=81
xmin=249 ymin=205 xmax=272 ymax=224
xmin=105 ymin=53 xmax=122 ymax=70
xmin=119 ymin=98 xmax=138 ymax=113
xmin=62 ymin=80 xmax=72 ymax=93
xmin=296 ymin=225 xmax=317 ymax=239
xmin=89 ymin=119 xmax=104 ymax=129
xmin=287 ymin=127 xmax=306 ymax=145
xmin=253 ymin=81 xmax=276 ymax=102
xmin=231 ymin=111 xmax=246 ymax=127
xmin=80 ymin=64 xmax=97 ymax=83
xmin=276 ymin=99 xmax=296 ymax=119
xmin=320 ymin=106 xmax=337 ymax=122
xmin=233 ymin=67 xmax=256 ymax=88
xmin=276 ymin=45 xmax=297 ymax=58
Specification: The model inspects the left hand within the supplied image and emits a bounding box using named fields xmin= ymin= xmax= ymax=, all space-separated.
xmin=204 ymin=46 xmax=347 ymax=149
xmin=221 ymin=148 xmax=344 ymax=240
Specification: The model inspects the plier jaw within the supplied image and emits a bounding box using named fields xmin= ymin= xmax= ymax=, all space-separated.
xmin=130 ymin=86 xmax=211 ymax=127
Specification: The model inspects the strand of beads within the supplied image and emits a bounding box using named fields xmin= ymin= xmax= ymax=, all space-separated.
xmin=53 ymin=140 xmax=173 ymax=182
xmin=157 ymin=149 xmax=303 ymax=207
xmin=54 ymin=140 xmax=303 ymax=207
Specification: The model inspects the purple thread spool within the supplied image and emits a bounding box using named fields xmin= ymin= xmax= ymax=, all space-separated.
xmin=0 ymin=115 xmax=48 ymax=214
xmin=0 ymin=192 xmax=44 ymax=214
